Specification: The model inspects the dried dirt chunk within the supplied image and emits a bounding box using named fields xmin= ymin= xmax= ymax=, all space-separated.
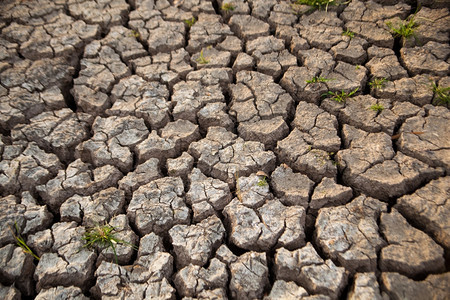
xmin=266 ymin=280 xmax=309 ymax=300
xmin=396 ymin=104 xmax=450 ymax=172
xmin=315 ymin=195 xmax=387 ymax=273
xmin=11 ymin=109 xmax=93 ymax=163
xmin=0 ymin=244 xmax=35 ymax=297
xmin=401 ymin=41 xmax=450 ymax=76
xmin=186 ymin=168 xmax=232 ymax=222
xmin=188 ymin=127 xmax=276 ymax=188
xmin=396 ymin=176 xmax=450 ymax=250
xmin=108 ymin=75 xmax=170 ymax=130
xmin=67 ymin=0 xmax=129 ymax=30
xmin=310 ymin=177 xmax=353 ymax=214
xmin=223 ymin=198 xmax=306 ymax=251
xmin=270 ymin=164 xmax=314 ymax=208
xmin=229 ymin=15 xmax=270 ymax=41
xmin=118 ymin=158 xmax=162 ymax=198
xmin=60 ymin=187 xmax=126 ymax=227
xmin=0 ymin=192 xmax=52 ymax=248
xmin=347 ymin=273 xmax=383 ymax=300
xmin=35 ymin=286 xmax=88 ymax=300
xmin=76 ymin=115 xmax=148 ymax=173
xmin=34 ymin=222 xmax=96 ymax=292
xmin=174 ymin=258 xmax=228 ymax=298
xmin=380 ymin=209 xmax=445 ymax=276
xmin=229 ymin=252 xmax=269 ymax=300
xmin=36 ymin=159 xmax=122 ymax=212
xmin=169 ymin=215 xmax=225 ymax=269
xmin=381 ymin=272 xmax=450 ymax=300
xmin=0 ymin=142 xmax=62 ymax=196
xmin=127 ymin=177 xmax=189 ymax=236
xmin=275 ymin=243 xmax=348 ymax=299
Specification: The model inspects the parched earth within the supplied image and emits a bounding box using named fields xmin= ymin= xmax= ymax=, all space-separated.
xmin=0 ymin=0 xmax=449 ymax=299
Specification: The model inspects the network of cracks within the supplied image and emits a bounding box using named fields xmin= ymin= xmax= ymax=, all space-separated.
xmin=0 ymin=0 xmax=449 ymax=299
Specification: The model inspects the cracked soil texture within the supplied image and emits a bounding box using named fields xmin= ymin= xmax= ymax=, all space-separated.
xmin=0 ymin=0 xmax=449 ymax=299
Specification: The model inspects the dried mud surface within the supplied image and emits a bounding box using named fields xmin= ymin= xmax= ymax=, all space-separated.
xmin=0 ymin=0 xmax=449 ymax=299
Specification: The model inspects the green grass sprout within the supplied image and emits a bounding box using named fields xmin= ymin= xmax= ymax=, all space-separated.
xmin=306 ymin=76 xmax=330 ymax=84
xmin=342 ymin=29 xmax=355 ymax=39
xmin=82 ymin=223 xmax=137 ymax=264
xmin=196 ymin=48 xmax=209 ymax=64
xmin=184 ymin=17 xmax=196 ymax=27
xmin=369 ymin=78 xmax=388 ymax=89
xmin=322 ymin=87 xmax=359 ymax=103
xmin=370 ymin=103 xmax=385 ymax=112
xmin=10 ymin=221 xmax=40 ymax=261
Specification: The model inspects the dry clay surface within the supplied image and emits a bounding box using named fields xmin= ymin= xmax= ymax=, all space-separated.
xmin=0 ymin=0 xmax=449 ymax=299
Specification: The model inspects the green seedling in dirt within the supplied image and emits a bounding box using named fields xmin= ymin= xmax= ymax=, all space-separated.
xmin=386 ymin=13 xmax=420 ymax=44
xmin=355 ymin=64 xmax=361 ymax=70
xmin=430 ymin=82 xmax=450 ymax=106
xmin=184 ymin=17 xmax=196 ymax=27
xmin=342 ymin=29 xmax=355 ymax=39
xmin=221 ymin=3 xmax=235 ymax=11
xmin=295 ymin=0 xmax=340 ymax=12
xmin=369 ymin=77 xmax=388 ymax=89
xmin=306 ymin=76 xmax=330 ymax=84
xmin=82 ymin=223 xmax=137 ymax=264
xmin=257 ymin=176 xmax=268 ymax=187
xmin=196 ymin=49 xmax=209 ymax=64
xmin=322 ymin=87 xmax=359 ymax=103
xmin=10 ymin=222 xmax=40 ymax=261
xmin=369 ymin=103 xmax=385 ymax=113
xmin=129 ymin=30 xmax=140 ymax=38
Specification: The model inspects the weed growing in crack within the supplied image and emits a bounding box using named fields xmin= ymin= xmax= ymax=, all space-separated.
xmin=10 ymin=221 xmax=40 ymax=261
xmin=306 ymin=76 xmax=330 ymax=84
xmin=294 ymin=0 xmax=341 ymax=12
xmin=323 ymin=87 xmax=359 ymax=103
xmin=129 ymin=30 xmax=140 ymax=38
xmin=82 ymin=223 xmax=137 ymax=264
xmin=386 ymin=13 xmax=420 ymax=45
xmin=342 ymin=29 xmax=355 ymax=39
xmin=430 ymin=82 xmax=450 ymax=106
xmin=196 ymin=49 xmax=209 ymax=64
xmin=369 ymin=103 xmax=385 ymax=113
xmin=184 ymin=17 xmax=196 ymax=27
xmin=221 ymin=3 xmax=235 ymax=12
xmin=369 ymin=77 xmax=388 ymax=89
xmin=257 ymin=176 xmax=268 ymax=187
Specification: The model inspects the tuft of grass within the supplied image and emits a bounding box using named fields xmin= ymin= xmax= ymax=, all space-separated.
xmin=370 ymin=103 xmax=385 ymax=112
xmin=431 ymin=82 xmax=450 ymax=106
xmin=257 ymin=176 xmax=268 ymax=187
xmin=355 ymin=64 xmax=361 ymax=70
xmin=342 ymin=29 xmax=355 ymax=39
xmin=369 ymin=77 xmax=388 ymax=89
xmin=129 ymin=30 xmax=140 ymax=38
xmin=322 ymin=87 xmax=359 ymax=103
xmin=221 ymin=2 xmax=235 ymax=11
xmin=386 ymin=13 xmax=419 ymax=44
xmin=306 ymin=76 xmax=330 ymax=84
xmin=184 ymin=17 xmax=196 ymax=27
xmin=82 ymin=223 xmax=136 ymax=264
xmin=295 ymin=0 xmax=339 ymax=11
xmin=196 ymin=49 xmax=209 ymax=64
xmin=10 ymin=222 xmax=40 ymax=261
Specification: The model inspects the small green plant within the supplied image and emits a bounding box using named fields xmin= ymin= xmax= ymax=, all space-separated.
xmin=196 ymin=49 xmax=209 ymax=64
xmin=221 ymin=2 xmax=235 ymax=11
xmin=342 ymin=29 xmax=355 ymax=39
xmin=322 ymin=87 xmax=359 ymax=103
xmin=10 ymin=222 xmax=40 ymax=261
xmin=386 ymin=14 xmax=419 ymax=44
xmin=355 ymin=64 xmax=360 ymax=70
xmin=257 ymin=176 xmax=268 ymax=187
xmin=431 ymin=83 xmax=450 ymax=106
xmin=370 ymin=103 xmax=385 ymax=112
xmin=369 ymin=78 xmax=388 ymax=89
xmin=306 ymin=76 xmax=330 ymax=84
xmin=129 ymin=30 xmax=140 ymax=38
xmin=184 ymin=17 xmax=196 ymax=27
xmin=82 ymin=223 xmax=137 ymax=264
xmin=295 ymin=0 xmax=339 ymax=11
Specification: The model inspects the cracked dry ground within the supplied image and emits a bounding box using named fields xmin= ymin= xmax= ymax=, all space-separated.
xmin=0 ymin=0 xmax=449 ymax=299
